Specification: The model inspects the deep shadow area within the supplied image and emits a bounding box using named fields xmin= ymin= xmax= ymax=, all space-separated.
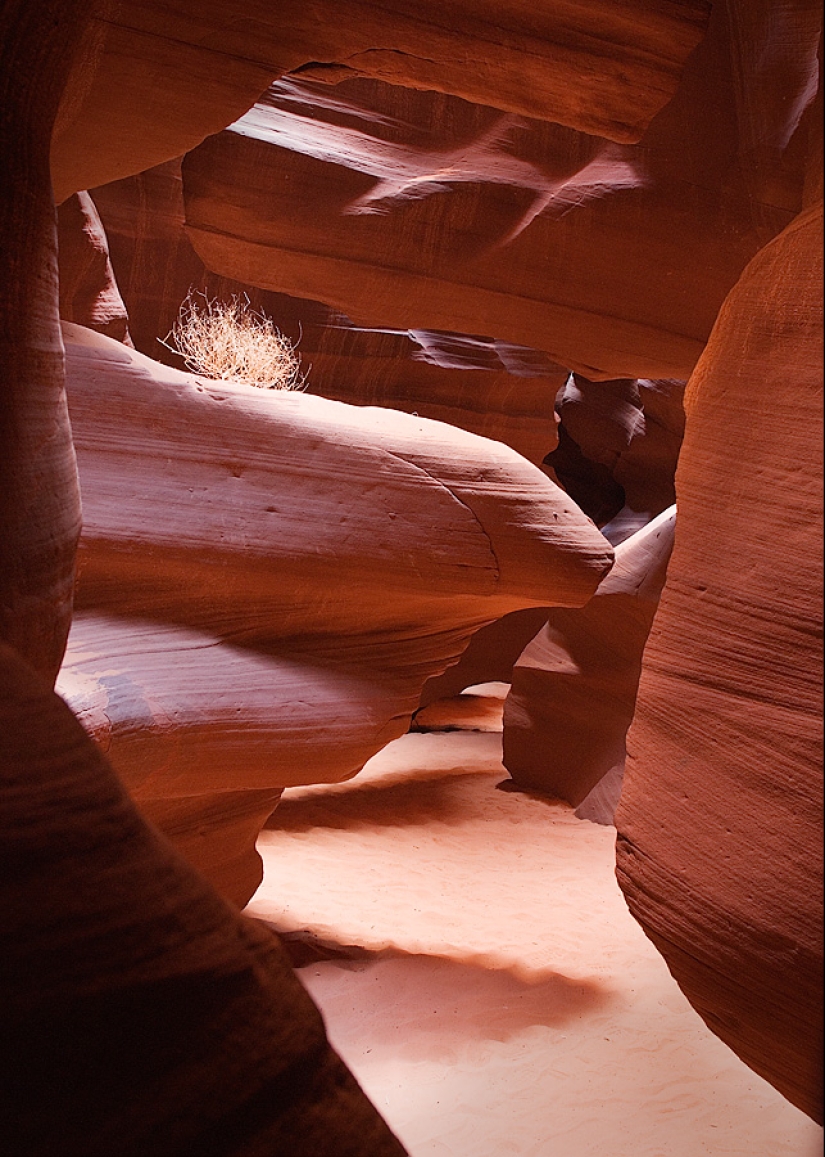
xmin=257 ymin=931 xmax=612 ymax=1062
xmin=263 ymin=769 xmax=549 ymax=834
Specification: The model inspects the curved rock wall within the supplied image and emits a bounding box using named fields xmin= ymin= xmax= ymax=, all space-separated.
xmin=0 ymin=1 xmax=88 ymax=682
xmin=1 ymin=0 xmax=820 ymax=1137
xmin=548 ymin=375 xmax=685 ymax=541
xmin=59 ymin=322 xmax=612 ymax=902
xmin=51 ymin=0 xmax=711 ymax=200
xmin=502 ymin=506 xmax=676 ymax=816
xmin=88 ymin=161 xmax=566 ymax=465
xmin=180 ymin=8 xmax=808 ymax=382
xmin=1 ymin=640 xmax=406 ymax=1156
xmin=615 ymin=201 xmax=823 ymax=1122
xmin=57 ymin=191 xmax=132 ymax=343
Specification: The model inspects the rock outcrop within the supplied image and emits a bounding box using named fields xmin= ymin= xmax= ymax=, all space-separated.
xmin=615 ymin=201 xmax=824 ymax=1122
xmin=180 ymin=12 xmax=807 ymax=382
xmin=57 ymin=191 xmax=132 ymax=343
xmin=548 ymin=375 xmax=685 ymax=542
xmin=90 ymin=161 xmax=564 ymax=465
xmin=502 ymin=505 xmax=676 ymax=820
xmin=60 ymin=321 xmax=612 ymax=902
xmin=0 ymin=0 xmax=820 ymax=1137
xmin=1 ymin=639 xmax=407 ymax=1156
xmin=417 ymin=608 xmax=554 ymax=708
xmin=421 ymin=374 xmax=684 ymax=709
xmin=0 ymin=0 xmax=88 ymax=681
xmin=51 ymin=0 xmax=711 ymax=201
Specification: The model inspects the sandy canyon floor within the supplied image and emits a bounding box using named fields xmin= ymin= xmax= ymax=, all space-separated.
xmin=246 ymin=689 xmax=822 ymax=1157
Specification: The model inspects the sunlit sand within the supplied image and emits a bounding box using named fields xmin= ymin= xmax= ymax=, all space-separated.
xmin=247 ymin=692 xmax=821 ymax=1156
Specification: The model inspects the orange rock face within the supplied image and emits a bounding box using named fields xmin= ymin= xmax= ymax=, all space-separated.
xmin=51 ymin=0 xmax=711 ymax=201
xmin=615 ymin=202 xmax=824 ymax=1121
xmin=1 ymin=0 xmax=821 ymax=1139
xmin=181 ymin=30 xmax=804 ymax=382
xmin=502 ymin=506 xmax=676 ymax=818
xmin=0 ymin=1 xmax=88 ymax=681
xmin=90 ymin=160 xmax=565 ymax=464
xmin=59 ymin=322 xmax=612 ymax=901
xmin=1 ymin=640 xmax=407 ymax=1156
xmin=548 ymin=374 xmax=685 ymax=540
xmin=57 ymin=191 xmax=132 ymax=343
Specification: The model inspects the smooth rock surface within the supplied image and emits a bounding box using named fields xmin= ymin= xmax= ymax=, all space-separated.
xmin=61 ymin=322 xmax=612 ymax=901
xmin=182 ymin=17 xmax=809 ymax=381
xmin=91 ymin=158 xmax=566 ymax=465
xmin=0 ymin=639 xmax=406 ymax=1156
xmin=51 ymin=0 xmax=711 ymax=200
xmin=0 ymin=0 xmax=87 ymax=681
xmin=616 ymin=201 xmax=824 ymax=1122
xmin=502 ymin=505 xmax=676 ymax=816
xmin=57 ymin=190 xmax=132 ymax=343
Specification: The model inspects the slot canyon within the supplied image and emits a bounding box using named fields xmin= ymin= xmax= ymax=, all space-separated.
xmin=1 ymin=1 xmax=822 ymax=1154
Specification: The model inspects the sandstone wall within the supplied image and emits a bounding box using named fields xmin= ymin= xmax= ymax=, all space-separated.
xmin=51 ymin=0 xmax=711 ymax=200
xmin=59 ymin=322 xmax=612 ymax=903
xmin=616 ymin=201 xmax=823 ymax=1122
xmin=502 ymin=506 xmax=676 ymax=817
xmin=1 ymin=640 xmax=407 ymax=1155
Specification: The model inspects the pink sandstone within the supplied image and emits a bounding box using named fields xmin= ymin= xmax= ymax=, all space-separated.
xmin=60 ymin=321 xmax=612 ymax=902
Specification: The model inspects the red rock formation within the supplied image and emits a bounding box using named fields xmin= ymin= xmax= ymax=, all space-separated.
xmin=2 ymin=0 xmax=819 ymax=1134
xmin=502 ymin=505 xmax=676 ymax=818
xmin=0 ymin=1 xmax=88 ymax=681
xmin=60 ymin=321 xmax=612 ymax=901
xmin=549 ymin=374 xmax=685 ymax=542
xmin=417 ymin=607 xmax=554 ymax=708
xmin=91 ymin=161 xmax=214 ymax=359
xmin=294 ymin=328 xmax=565 ymax=466
xmin=90 ymin=160 xmax=564 ymax=464
xmin=51 ymin=0 xmax=710 ymax=201
xmin=615 ymin=201 xmax=824 ymax=1122
xmin=420 ymin=375 xmax=683 ymax=708
xmin=1 ymin=639 xmax=407 ymax=1155
xmin=57 ymin=190 xmax=132 ymax=343
xmin=181 ymin=19 xmax=807 ymax=381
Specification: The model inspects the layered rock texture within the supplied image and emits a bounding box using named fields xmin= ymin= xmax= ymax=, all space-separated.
xmin=179 ymin=2 xmax=809 ymax=383
xmin=57 ymin=191 xmax=131 ymax=342
xmin=615 ymin=202 xmax=824 ymax=1121
xmin=548 ymin=375 xmax=685 ymax=542
xmin=87 ymin=161 xmax=565 ymax=465
xmin=51 ymin=0 xmax=711 ymax=200
xmin=1 ymin=640 xmax=406 ymax=1156
xmin=0 ymin=0 xmax=88 ymax=682
xmin=502 ymin=505 xmax=676 ymax=822
xmin=1 ymin=0 xmax=822 ymax=1147
xmin=58 ymin=322 xmax=611 ymax=904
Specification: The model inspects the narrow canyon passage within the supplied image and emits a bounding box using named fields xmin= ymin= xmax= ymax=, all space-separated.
xmin=1 ymin=1 xmax=821 ymax=1150
xmin=247 ymin=689 xmax=820 ymax=1157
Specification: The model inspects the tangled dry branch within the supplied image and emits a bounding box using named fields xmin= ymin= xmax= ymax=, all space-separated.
xmin=160 ymin=290 xmax=307 ymax=390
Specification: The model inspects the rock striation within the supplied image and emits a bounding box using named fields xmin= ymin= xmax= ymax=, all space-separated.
xmin=59 ymin=321 xmax=612 ymax=903
xmin=1 ymin=639 xmax=407 ymax=1156
xmin=502 ymin=505 xmax=676 ymax=820
xmin=0 ymin=0 xmax=89 ymax=682
xmin=90 ymin=160 xmax=565 ymax=465
xmin=181 ymin=19 xmax=807 ymax=382
xmin=57 ymin=190 xmax=132 ymax=343
xmin=548 ymin=374 xmax=685 ymax=542
xmin=51 ymin=0 xmax=711 ymax=201
xmin=0 ymin=0 xmax=820 ymax=1135
xmin=616 ymin=200 xmax=824 ymax=1122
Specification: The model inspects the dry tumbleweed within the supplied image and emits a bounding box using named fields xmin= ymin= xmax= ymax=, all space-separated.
xmin=160 ymin=290 xmax=306 ymax=390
